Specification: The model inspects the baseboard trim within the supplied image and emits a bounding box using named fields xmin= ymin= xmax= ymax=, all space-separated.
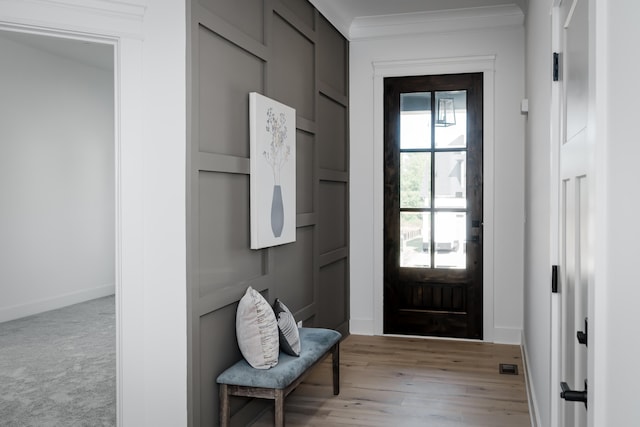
xmin=0 ymin=283 xmax=115 ymax=323
xmin=493 ymin=327 xmax=522 ymax=344
xmin=349 ymin=318 xmax=374 ymax=335
xmin=521 ymin=330 xmax=541 ymax=427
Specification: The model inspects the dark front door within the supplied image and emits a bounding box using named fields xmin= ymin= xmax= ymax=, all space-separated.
xmin=383 ymin=73 xmax=483 ymax=339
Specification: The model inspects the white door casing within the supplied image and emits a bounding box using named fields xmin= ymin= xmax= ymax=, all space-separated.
xmin=552 ymin=0 xmax=593 ymax=425
xmin=371 ymin=55 xmax=497 ymax=342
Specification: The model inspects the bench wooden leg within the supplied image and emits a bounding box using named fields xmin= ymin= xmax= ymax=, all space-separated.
xmin=275 ymin=389 xmax=285 ymax=427
xmin=332 ymin=341 xmax=340 ymax=395
xmin=220 ymin=384 xmax=230 ymax=427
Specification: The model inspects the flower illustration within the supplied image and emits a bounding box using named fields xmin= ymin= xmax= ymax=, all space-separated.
xmin=263 ymin=107 xmax=291 ymax=184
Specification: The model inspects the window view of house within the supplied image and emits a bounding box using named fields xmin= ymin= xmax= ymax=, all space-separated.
xmin=399 ymin=91 xmax=468 ymax=269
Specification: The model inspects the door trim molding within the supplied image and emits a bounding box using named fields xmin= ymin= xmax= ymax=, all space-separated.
xmin=371 ymin=55 xmax=497 ymax=341
xmin=549 ymin=6 xmax=563 ymax=427
xmin=522 ymin=329 xmax=542 ymax=427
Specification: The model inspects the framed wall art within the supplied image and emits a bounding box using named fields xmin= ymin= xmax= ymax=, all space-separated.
xmin=249 ymin=92 xmax=296 ymax=249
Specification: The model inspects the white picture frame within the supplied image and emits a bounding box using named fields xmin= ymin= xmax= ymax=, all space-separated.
xmin=250 ymin=92 xmax=296 ymax=249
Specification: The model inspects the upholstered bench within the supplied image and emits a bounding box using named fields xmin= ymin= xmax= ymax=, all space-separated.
xmin=217 ymin=327 xmax=341 ymax=427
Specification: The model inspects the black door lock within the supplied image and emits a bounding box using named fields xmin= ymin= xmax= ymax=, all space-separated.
xmin=560 ymin=380 xmax=588 ymax=409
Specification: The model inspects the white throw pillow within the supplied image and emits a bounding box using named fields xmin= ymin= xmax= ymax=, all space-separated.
xmin=236 ymin=287 xmax=279 ymax=369
xmin=273 ymin=299 xmax=301 ymax=356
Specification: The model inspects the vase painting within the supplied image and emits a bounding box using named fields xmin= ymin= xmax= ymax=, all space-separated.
xmin=249 ymin=93 xmax=296 ymax=249
xmin=271 ymin=185 xmax=284 ymax=237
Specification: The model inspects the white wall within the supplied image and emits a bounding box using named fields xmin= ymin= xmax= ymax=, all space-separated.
xmin=522 ymin=0 xmax=553 ymax=424
xmin=139 ymin=1 xmax=188 ymax=426
xmin=350 ymin=23 xmax=526 ymax=343
xmin=0 ymin=34 xmax=114 ymax=322
xmin=596 ymin=1 xmax=640 ymax=425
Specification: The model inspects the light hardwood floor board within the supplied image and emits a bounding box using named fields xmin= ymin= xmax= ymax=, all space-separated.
xmin=251 ymin=334 xmax=530 ymax=426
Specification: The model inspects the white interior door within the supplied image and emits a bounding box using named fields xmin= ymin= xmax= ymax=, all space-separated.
xmin=557 ymin=0 xmax=591 ymax=425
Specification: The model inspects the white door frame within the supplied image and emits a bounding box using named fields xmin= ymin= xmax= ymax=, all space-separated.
xmin=550 ymin=0 xmax=603 ymax=426
xmin=371 ymin=55 xmax=497 ymax=341
xmin=0 ymin=2 xmax=145 ymax=425
xmin=549 ymin=2 xmax=563 ymax=425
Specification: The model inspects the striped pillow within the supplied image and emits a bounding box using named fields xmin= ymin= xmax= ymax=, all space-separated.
xmin=273 ymin=299 xmax=300 ymax=356
xmin=236 ymin=287 xmax=279 ymax=369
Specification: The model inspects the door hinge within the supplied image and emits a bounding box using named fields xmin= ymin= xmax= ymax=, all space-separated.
xmin=552 ymin=265 xmax=558 ymax=293
xmin=553 ymin=52 xmax=560 ymax=81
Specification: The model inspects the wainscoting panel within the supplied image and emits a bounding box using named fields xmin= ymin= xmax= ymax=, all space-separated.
xmin=198 ymin=303 xmax=242 ymax=427
xmin=296 ymin=130 xmax=314 ymax=214
xmin=189 ymin=0 xmax=349 ymax=425
xmin=198 ymin=0 xmax=264 ymax=43
xmin=197 ymin=26 xmax=264 ymax=157
xmin=318 ymin=93 xmax=347 ymax=171
xmin=318 ymin=180 xmax=347 ymax=254
xmin=318 ymin=14 xmax=347 ymax=96
xmin=197 ymin=172 xmax=264 ymax=298
xmin=273 ymin=226 xmax=315 ymax=313
xmin=281 ymin=0 xmax=315 ymax=29
xmin=270 ymin=13 xmax=315 ymax=121
xmin=317 ymin=258 xmax=347 ymax=327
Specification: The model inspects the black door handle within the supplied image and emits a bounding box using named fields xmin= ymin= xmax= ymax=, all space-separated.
xmin=560 ymin=380 xmax=587 ymax=409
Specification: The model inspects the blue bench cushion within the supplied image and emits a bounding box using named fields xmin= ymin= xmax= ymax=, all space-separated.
xmin=217 ymin=327 xmax=341 ymax=389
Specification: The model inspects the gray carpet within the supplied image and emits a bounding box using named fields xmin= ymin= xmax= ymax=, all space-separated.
xmin=0 ymin=296 xmax=116 ymax=426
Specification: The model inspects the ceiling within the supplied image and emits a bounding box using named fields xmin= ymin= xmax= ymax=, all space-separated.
xmin=310 ymin=0 xmax=526 ymax=38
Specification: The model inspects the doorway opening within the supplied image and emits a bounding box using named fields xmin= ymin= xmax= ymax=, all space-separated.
xmin=0 ymin=29 xmax=116 ymax=425
xmin=383 ymin=72 xmax=483 ymax=339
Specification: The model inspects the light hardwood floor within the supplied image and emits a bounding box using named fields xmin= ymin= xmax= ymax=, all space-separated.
xmin=252 ymin=334 xmax=530 ymax=426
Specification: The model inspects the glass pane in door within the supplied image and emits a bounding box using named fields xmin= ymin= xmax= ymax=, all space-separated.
xmin=435 ymin=91 xmax=466 ymax=148
xmin=400 ymin=92 xmax=432 ymax=149
xmin=434 ymin=151 xmax=466 ymax=208
xmin=400 ymin=212 xmax=431 ymax=268
xmin=434 ymin=212 xmax=466 ymax=269
xmin=400 ymin=152 xmax=431 ymax=208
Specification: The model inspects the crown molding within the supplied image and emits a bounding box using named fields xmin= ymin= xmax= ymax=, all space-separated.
xmin=0 ymin=0 xmax=146 ymax=38
xmin=39 ymin=0 xmax=145 ymax=18
xmin=350 ymin=4 xmax=524 ymax=41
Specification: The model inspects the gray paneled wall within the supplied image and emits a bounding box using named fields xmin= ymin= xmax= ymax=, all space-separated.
xmin=188 ymin=0 xmax=349 ymax=425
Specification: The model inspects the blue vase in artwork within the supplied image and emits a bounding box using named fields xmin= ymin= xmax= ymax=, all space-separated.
xmin=271 ymin=185 xmax=284 ymax=237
